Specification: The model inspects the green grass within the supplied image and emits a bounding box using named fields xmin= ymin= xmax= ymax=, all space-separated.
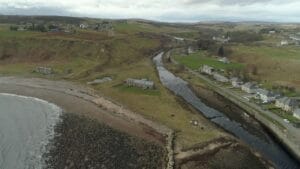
xmin=0 ymin=29 xmax=41 ymax=39
xmin=231 ymin=45 xmax=300 ymax=60
xmin=174 ymin=51 xmax=244 ymax=70
xmin=116 ymin=84 xmax=161 ymax=96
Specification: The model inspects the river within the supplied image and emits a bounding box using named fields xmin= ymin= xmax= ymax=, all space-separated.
xmin=0 ymin=93 xmax=61 ymax=169
xmin=153 ymin=52 xmax=300 ymax=169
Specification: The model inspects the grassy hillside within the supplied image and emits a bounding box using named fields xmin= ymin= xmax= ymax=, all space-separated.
xmin=0 ymin=21 xmax=224 ymax=150
xmin=229 ymin=44 xmax=300 ymax=92
xmin=174 ymin=51 xmax=244 ymax=70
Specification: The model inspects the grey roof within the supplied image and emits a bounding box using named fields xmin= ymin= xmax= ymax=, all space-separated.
xmin=230 ymin=77 xmax=243 ymax=82
xmin=294 ymin=109 xmax=300 ymax=116
xmin=243 ymin=82 xmax=256 ymax=89
xmin=278 ymin=97 xmax=298 ymax=106
xmin=257 ymin=89 xmax=275 ymax=97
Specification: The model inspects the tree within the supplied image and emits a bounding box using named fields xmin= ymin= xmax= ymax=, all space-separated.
xmin=218 ymin=46 xmax=224 ymax=57
xmin=9 ymin=25 xmax=18 ymax=31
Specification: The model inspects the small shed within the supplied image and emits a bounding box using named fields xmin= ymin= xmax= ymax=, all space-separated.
xmin=35 ymin=67 xmax=53 ymax=75
xmin=200 ymin=65 xmax=215 ymax=75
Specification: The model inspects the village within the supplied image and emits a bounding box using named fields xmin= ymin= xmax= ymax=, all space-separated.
xmin=200 ymin=63 xmax=300 ymax=123
xmin=9 ymin=20 xmax=115 ymax=35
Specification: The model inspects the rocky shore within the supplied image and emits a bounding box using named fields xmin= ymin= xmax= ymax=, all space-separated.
xmin=44 ymin=113 xmax=165 ymax=169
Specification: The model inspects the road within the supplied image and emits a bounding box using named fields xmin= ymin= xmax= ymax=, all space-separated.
xmin=187 ymin=69 xmax=300 ymax=150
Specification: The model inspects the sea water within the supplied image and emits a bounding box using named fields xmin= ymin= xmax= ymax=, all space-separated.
xmin=0 ymin=93 xmax=61 ymax=169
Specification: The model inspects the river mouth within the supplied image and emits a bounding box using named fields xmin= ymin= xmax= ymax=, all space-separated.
xmin=154 ymin=52 xmax=300 ymax=169
xmin=0 ymin=93 xmax=62 ymax=169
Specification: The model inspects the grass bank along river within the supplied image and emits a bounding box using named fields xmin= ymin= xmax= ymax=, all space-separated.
xmin=0 ymin=77 xmax=167 ymax=169
xmin=154 ymin=52 xmax=300 ymax=169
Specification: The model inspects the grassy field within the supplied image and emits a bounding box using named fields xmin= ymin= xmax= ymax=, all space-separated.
xmin=229 ymin=44 xmax=300 ymax=91
xmin=174 ymin=51 xmax=244 ymax=70
xmin=0 ymin=22 xmax=224 ymax=150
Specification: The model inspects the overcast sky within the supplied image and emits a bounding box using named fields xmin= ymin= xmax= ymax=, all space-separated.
xmin=0 ymin=0 xmax=299 ymax=22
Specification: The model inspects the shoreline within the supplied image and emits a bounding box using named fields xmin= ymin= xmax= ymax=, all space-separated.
xmin=0 ymin=76 xmax=174 ymax=168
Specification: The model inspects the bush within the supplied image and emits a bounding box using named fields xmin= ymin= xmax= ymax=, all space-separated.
xmin=229 ymin=31 xmax=263 ymax=43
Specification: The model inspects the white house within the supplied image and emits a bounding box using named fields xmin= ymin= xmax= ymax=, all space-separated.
xmin=293 ymin=109 xmax=300 ymax=119
xmin=218 ymin=57 xmax=230 ymax=64
xmin=280 ymin=40 xmax=289 ymax=46
xmin=125 ymin=78 xmax=154 ymax=89
xmin=269 ymin=30 xmax=276 ymax=34
xmin=230 ymin=77 xmax=243 ymax=88
xmin=213 ymin=73 xmax=229 ymax=83
xmin=241 ymin=82 xmax=257 ymax=94
xmin=79 ymin=23 xmax=88 ymax=29
xmin=200 ymin=65 xmax=215 ymax=75
xmin=35 ymin=67 xmax=53 ymax=75
xmin=256 ymin=89 xmax=276 ymax=103
xmin=275 ymin=97 xmax=298 ymax=112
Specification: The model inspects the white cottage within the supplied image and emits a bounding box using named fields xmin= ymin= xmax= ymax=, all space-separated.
xmin=200 ymin=65 xmax=215 ymax=75
xmin=230 ymin=77 xmax=243 ymax=88
xmin=293 ymin=109 xmax=300 ymax=119
xmin=125 ymin=78 xmax=154 ymax=89
xmin=275 ymin=97 xmax=298 ymax=112
xmin=241 ymin=82 xmax=257 ymax=94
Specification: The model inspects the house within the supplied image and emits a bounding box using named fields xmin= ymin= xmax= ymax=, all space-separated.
xmin=269 ymin=30 xmax=276 ymax=34
xmin=293 ymin=109 xmax=300 ymax=119
xmin=275 ymin=97 xmax=298 ymax=112
xmin=35 ymin=67 xmax=53 ymax=75
xmin=280 ymin=40 xmax=289 ymax=46
xmin=200 ymin=65 xmax=214 ymax=75
xmin=187 ymin=46 xmax=195 ymax=54
xmin=94 ymin=21 xmax=113 ymax=31
xmin=218 ymin=57 xmax=230 ymax=64
xmin=230 ymin=77 xmax=243 ymax=88
xmin=213 ymin=73 xmax=229 ymax=83
xmin=212 ymin=36 xmax=231 ymax=43
xmin=79 ymin=23 xmax=88 ymax=29
xmin=256 ymin=89 xmax=276 ymax=103
xmin=125 ymin=78 xmax=154 ymax=89
xmin=241 ymin=82 xmax=257 ymax=94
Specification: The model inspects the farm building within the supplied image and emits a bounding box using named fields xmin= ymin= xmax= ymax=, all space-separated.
xmin=35 ymin=67 xmax=53 ymax=75
xmin=200 ymin=65 xmax=215 ymax=75
xmin=280 ymin=40 xmax=289 ymax=46
xmin=241 ymin=82 xmax=257 ymax=94
xmin=275 ymin=97 xmax=299 ymax=112
xmin=256 ymin=89 xmax=276 ymax=103
xmin=293 ymin=109 xmax=300 ymax=119
xmin=125 ymin=78 xmax=154 ymax=89
xmin=213 ymin=73 xmax=229 ymax=83
xmin=212 ymin=36 xmax=231 ymax=43
xmin=218 ymin=57 xmax=230 ymax=64
xmin=230 ymin=77 xmax=243 ymax=88
xmin=79 ymin=23 xmax=88 ymax=29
